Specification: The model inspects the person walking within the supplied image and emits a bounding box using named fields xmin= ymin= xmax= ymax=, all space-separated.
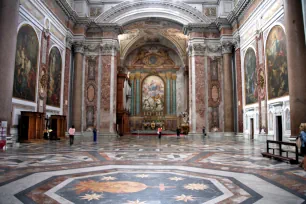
xmin=176 ymin=127 xmax=180 ymax=138
xmin=299 ymin=123 xmax=306 ymax=170
xmin=93 ymin=126 xmax=97 ymax=143
xmin=68 ymin=125 xmax=75 ymax=146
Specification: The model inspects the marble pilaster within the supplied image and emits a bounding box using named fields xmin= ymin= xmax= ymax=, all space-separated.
xmin=0 ymin=0 xmax=19 ymax=130
xmin=284 ymin=0 xmax=306 ymax=136
xmin=188 ymin=41 xmax=206 ymax=134
xmin=172 ymin=74 xmax=177 ymax=115
xmin=166 ymin=72 xmax=172 ymax=115
xmin=135 ymin=72 xmax=141 ymax=115
xmin=129 ymin=74 xmax=135 ymax=116
xmin=100 ymin=40 xmax=119 ymax=135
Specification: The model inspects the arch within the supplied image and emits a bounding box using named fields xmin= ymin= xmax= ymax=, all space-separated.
xmin=244 ymin=47 xmax=257 ymax=105
xmin=95 ymin=1 xmax=211 ymax=25
xmin=121 ymin=33 xmax=185 ymax=67
xmin=13 ymin=24 xmax=39 ymax=102
xmin=265 ymin=25 xmax=289 ymax=100
xmin=47 ymin=47 xmax=62 ymax=107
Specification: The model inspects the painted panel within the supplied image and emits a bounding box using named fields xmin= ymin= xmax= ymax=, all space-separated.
xmin=244 ymin=48 xmax=257 ymax=105
xmin=142 ymin=76 xmax=165 ymax=112
xmin=266 ymin=26 xmax=289 ymax=99
xmin=47 ymin=47 xmax=62 ymax=107
xmin=13 ymin=25 xmax=39 ymax=102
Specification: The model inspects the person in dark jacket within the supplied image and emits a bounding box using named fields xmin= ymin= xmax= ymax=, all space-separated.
xmin=176 ymin=127 xmax=181 ymax=137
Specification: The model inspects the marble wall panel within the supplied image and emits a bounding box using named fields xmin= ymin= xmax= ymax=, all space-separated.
xmin=84 ymin=56 xmax=98 ymax=130
xmin=195 ymin=56 xmax=206 ymax=132
xmin=63 ymin=48 xmax=71 ymax=118
xmin=100 ymin=56 xmax=112 ymax=131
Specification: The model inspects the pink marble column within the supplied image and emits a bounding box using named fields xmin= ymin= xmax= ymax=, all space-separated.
xmin=100 ymin=42 xmax=118 ymax=136
xmin=0 ymin=0 xmax=19 ymax=130
xmin=284 ymin=0 xmax=306 ymax=136
xmin=222 ymin=42 xmax=234 ymax=134
xmin=71 ymin=42 xmax=84 ymax=132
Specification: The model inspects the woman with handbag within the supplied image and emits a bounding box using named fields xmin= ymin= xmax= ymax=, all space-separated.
xmin=299 ymin=123 xmax=306 ymax=170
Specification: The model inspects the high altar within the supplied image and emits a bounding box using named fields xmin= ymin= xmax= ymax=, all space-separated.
xmin=120 ymin=45 xmax=183 ymax=133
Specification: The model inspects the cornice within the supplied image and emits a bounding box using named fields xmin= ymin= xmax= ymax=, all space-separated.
xmin=183 ymin=23 xmax=218 ymax=35
xmin=215 ymin=17 xmax=231 ymax=30
xmin=55 ymin=0 xmax=78 ymax=22
xmin=227 ymin=0 xmax=255 ymax=24
xmin=95 ymin=0 xmax=211 ymax=24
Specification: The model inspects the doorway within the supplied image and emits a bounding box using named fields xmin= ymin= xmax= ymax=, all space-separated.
xmin=276 ymin=116 xmax=283 ymax=141
xmin=250 ymin=118 xmax=254 ymax=140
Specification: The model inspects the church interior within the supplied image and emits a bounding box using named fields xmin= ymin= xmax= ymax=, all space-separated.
xmin=0 ymin=0 xmax=306 ymax=203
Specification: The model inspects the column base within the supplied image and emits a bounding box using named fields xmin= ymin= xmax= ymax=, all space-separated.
xmin=99 ymin=132 xmax=118 ymax=137
xmin=187 ymin=132 xmax=204 ymax=137
xmin=224 ymin=132 xmax=235 ymax=136
xmin=207 ymin=132 xmax=224 ymax=137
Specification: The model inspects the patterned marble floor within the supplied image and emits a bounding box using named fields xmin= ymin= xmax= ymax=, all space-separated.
xmin=0 ymin=135 xmax=305 ymax=204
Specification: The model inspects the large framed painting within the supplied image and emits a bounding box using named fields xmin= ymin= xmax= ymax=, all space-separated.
xmin=244 ymin=48 xmax=257 ymax=105
xmin=47 ymin=47 xmax=62 ymax=107
xmin=13 ymin=25 xmax=39 ymax=101
xmin=142 ymin=76 xmax=165 ymax=112
xmin=266 ymin=25 xmax=289 ymax=99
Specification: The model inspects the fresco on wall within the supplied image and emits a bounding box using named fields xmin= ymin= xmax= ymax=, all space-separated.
xmin=142 ymin=76 xmax=164 ymax=112
xmin=244 ymin=48 xmax=257 ymax=105
xmin=47 ymin=47 xmax=62 ymax=107
xmin=266 ymin=26 xmax=289 ymax=99
xmin=13 ymin=25 xmax=39 ymax=101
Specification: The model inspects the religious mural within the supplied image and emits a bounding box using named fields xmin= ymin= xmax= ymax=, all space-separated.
xmin=13 ymin=25 xmax=39 ymax=101
xmin=244 ymin=48 xmax=257 ymax=105
xmin=142 ymin=76 xmax=164 ymax=112
xmin=266 ymin=26 xmax=289 ymax=99
xmin=47 ymin=47 xmax=62 ymax=107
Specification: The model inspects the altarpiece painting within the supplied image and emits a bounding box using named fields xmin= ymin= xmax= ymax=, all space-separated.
xmin=47 ymin=47 xmax=62 ymax=107
xmin=266 ymin=25 xmax=289 ymax=99
xmin=244 ymin=48 xmax=257 ymax=104
xmin=142 ymin=76 xmax=165 ymax=113
xmin=13 ymin=25 xmax=39 ymax=101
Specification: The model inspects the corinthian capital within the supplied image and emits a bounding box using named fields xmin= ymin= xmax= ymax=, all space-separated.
xmin=100 ymin=40 xmax=119 ymax=56
xmin=232 ymin=35 xmax=240 ymax=50
xmin=221 ymin=41 xmax=233 ymax=54
xmin=73 ymin=41 xmax=84 ymax=54
xmin=188 ymin=43 xmax=206 ymax=56
xmin=66 ymin=37 xmax=73 ymax=50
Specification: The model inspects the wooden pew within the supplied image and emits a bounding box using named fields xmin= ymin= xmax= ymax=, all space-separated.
xmin=261 ymin=140 xmax=299 ymax=164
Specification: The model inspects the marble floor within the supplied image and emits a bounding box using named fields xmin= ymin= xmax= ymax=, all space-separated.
xmin=0 ymin=135 xmax=305 ymax=204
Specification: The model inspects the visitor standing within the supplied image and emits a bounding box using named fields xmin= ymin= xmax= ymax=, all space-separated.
xmin=93 ymin=126 xmax=97 ymax=143
xmin=68 ymin=125 xmax=75 ymax=146
xmin=176 ymin=127 xmax=180 ymax=137
xmin=158 ymin=127 xmax=162 ymax=139
xmin=299 ymin=123 xmax=306 ymax=170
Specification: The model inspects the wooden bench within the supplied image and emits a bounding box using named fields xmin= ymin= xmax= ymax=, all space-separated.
xmin=261 ymin=140 xmax=299 ymax=164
